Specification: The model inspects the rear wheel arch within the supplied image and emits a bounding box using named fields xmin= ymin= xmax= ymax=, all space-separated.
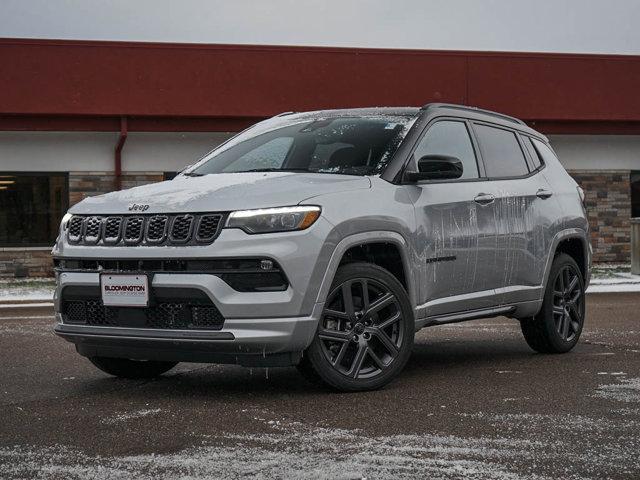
xmin=554 ymin=236 xmax=588 ymax=281
xmin=542 ymin=230 xmax=590 ymax=292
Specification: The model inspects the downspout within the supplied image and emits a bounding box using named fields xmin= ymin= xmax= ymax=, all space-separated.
xmin=114 ymin=116 xmax=128 ymax=191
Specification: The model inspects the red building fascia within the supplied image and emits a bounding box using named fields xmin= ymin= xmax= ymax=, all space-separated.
xmin=1 ymin=38 xmax=640 ymax=134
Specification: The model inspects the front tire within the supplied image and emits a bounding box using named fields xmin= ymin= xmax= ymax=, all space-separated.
xmin=298 ymin=263 xmax=415 ymax=392
xmin=89 ymin=357 xmax=178 ymax=379
xmin=521 ymin=253 xmax=586 ymax=353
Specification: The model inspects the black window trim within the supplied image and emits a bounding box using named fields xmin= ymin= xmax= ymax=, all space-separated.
xmin=400 ymin=115 xmax=487 ymax=185
xmin=0 ymin=171 xmax=69 ymax=248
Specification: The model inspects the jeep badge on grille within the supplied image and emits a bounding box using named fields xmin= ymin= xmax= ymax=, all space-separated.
xmin=128 ymin=204 xmax=150 ymax=212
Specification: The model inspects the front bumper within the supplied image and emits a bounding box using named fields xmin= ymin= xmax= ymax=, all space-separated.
xmin=52 ymin=221 xmax=338 ymax=365
xmin=54 ymin=311 xmax=320 ymax=366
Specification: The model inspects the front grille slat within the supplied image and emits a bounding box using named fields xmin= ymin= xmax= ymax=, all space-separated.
xmin=103 ymin=217 xmax=123 ymax=244
xmin=170 ymin=215 xmax=194 ymax=243
xmin=124 ymin=216 xmax=145 ymax=244
xmin=68 ymin=216 xmax=85 ymax=243
xmin=65 ymin=213 xmax=223 ymax=246
xmin=146 ymin=216 xmax=168 ymax=243
xmin=83 ymin=217 xmax=102 ymax=244
xmin=196 ymin=215 xmax=222 ymax=242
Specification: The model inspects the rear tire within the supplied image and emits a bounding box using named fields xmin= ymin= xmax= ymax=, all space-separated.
xmin=521 ymin=253 xmax=585 ymax=353
xmin=298 ymin=263 xmax=414 ymax=392
xmin=89 ymin=357 xmax=178 ymax=379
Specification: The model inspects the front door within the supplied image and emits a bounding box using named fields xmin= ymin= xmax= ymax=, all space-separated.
xmin=406 ymin=119 xmax=503 ymax=318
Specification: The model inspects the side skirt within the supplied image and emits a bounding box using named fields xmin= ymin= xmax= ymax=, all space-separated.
xmin=416 ymin=305 xmax=516 ymax=329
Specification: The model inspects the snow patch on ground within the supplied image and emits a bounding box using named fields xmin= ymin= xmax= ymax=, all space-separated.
xmin=0 ymin=279 xmax=54 ymax=302
xmin=593 ymin=377 xmax=640 ymax=403
xmin=0 ymin=423 xmax=557 ymax=480
xmin=0 ymin=319 xmax=53 ymax=336
xmin=587 ymin=284 xmax=640 ymax=293
xmin=100 ymin=408 xmax=162 ymax=425
xmin=2 ymin=414 xmax=640 ymax=480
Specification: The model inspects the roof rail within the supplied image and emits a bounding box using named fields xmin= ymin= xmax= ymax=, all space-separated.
xmin=420 ymin=103 xmax=525 ymax=126
xmin=275 ymin=111 xmax=296 ymax=117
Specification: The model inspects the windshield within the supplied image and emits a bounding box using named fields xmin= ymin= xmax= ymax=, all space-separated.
xmin=188 ymin=115 xmax=415 ymax=176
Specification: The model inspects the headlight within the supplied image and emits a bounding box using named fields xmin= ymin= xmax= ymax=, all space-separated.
xmin=226 ymin=206 xmax=321 ymax=234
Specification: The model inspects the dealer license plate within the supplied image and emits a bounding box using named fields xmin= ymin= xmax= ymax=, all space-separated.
xmin=100 ymin=274 xmax=149 ymax=307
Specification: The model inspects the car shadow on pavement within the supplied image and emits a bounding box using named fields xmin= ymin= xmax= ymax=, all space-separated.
xmin=69 ymin=336 xmax=547 ymax=400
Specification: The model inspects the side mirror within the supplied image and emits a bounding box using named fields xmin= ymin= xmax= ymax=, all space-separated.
xmin=404 ymin=154 xmax=463 ymax=182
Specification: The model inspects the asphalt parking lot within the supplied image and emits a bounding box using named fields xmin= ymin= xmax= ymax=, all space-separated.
xmin=1 ymin=293 xmax=639 ymax=479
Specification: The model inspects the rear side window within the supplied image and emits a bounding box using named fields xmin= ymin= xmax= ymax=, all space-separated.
xmin=474 ymin=124 xmax=529 ymax=178
xmin=521 ymin=136 xmax=543 ymax=170
xmin=531 ymin=138 xmax=559 ymax=166
xmin=413 ymin=120 xmax=479 ymax=179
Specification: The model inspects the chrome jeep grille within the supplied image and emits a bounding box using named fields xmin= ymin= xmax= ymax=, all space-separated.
xmin=66 ymin=213 xmax=224 ymax=246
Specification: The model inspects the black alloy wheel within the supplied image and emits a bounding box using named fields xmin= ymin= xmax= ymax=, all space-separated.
xmin=319 ymin=278 xmax=404 ymax=379
xmin=521 ymin=253 xmax=585 ymax=353
xmin=551 ymin=263 xmax=584 ymax=342
xmin=298 ymin=263 xmax=414 ymax=391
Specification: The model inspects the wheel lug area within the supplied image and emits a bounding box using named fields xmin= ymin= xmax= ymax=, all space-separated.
xmin=363 ymin=332 xmax=371 ymax=340
xmin=352 ymin=335 xmax=359 ymax=343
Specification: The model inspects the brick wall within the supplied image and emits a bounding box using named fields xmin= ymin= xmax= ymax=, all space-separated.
xmin=69 ymin=172 xmax=164 ymax=206
xmin=569 ymin=170 xmax=631 ymax=264
xmin=0 ymin=172 xmax=164 ymax=278
xmin=0 ymin=248 xmax=53 ymax=278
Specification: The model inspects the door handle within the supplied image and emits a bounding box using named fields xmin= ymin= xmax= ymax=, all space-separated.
xmin=474 ymin=193 xmax=495 ymax=205
xmin=536 ymin=188 xmax=553 ymax=199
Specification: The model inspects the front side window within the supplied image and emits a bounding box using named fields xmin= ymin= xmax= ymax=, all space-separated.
xmin=0 ymin=173 xmax=68 ymax=246
xmin=412 ymin=120 xmax=479 ymax=179
xmin=189 ymin=116 xmax=415 ymax=177
xmin=474 ymin=124 xmax=529 ymax=178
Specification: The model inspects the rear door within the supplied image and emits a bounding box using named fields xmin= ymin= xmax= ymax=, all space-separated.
xmin=471 ymin=123 xmax=553 ymax=304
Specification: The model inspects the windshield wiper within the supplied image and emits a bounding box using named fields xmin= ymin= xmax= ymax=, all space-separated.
xmin=183 ymin=172 xmax=205 ymax=177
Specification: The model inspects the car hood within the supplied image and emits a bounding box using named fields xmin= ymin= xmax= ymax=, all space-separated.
xmin=69 ymin=172 xmax=371 ymax=214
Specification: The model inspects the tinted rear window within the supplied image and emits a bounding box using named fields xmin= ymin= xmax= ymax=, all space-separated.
xmin=474 ymin=124 xmax=529 ymax=178
xmin=532 ymin=138 xmax=559 ymax=166
xmin=522 ymin=136 xmax=543 ymax=170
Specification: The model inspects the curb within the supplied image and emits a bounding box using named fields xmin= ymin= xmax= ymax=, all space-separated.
xmin=0 ymin=302 xmax=54 ymax=317
xmin=0 ymin=298 xmax=53 ymax=306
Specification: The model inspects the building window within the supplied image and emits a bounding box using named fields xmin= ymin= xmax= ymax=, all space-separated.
xmin=631 ymin=171 xmax=640 ymax=218
xmin=0 ymin=173 xmax=69 ymax=247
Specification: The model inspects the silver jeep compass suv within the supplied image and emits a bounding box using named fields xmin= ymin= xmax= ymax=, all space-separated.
xmin=54 ymin=103 xmax=591 ymax=391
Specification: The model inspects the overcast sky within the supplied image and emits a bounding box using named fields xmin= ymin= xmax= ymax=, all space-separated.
xmin=1 ymin=0 xmax=638 ymax=55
